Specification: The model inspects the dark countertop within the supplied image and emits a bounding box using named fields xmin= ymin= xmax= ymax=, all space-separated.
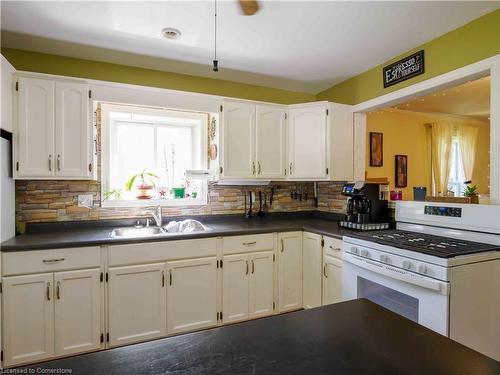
xmin=1 ymin=212 xmax=357 ymax=252
xmin=25 ymin=299 xmax=500 ymax=375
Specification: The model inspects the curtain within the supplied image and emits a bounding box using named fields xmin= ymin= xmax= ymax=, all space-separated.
xmin=457 ymin=125 xmax=478 ymax=184
xmin=431 ymin=122 xmax=454 ymax=195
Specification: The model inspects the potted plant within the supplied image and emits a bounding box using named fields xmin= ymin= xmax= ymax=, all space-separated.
xmin=126 ymin=169 xmax=159 ymax=199
xmin=463 ymin=184 xmax=479 ymax=204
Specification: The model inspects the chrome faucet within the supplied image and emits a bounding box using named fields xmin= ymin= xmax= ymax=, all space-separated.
xmin=140 ymin=205 xmax=162 ymax=227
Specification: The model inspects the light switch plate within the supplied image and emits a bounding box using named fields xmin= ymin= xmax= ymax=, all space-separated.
xmin=78 ymin=194 xmax=93 ymax=207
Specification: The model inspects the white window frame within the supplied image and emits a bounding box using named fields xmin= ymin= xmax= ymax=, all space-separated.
xmin=447 ymin=136 xmax=465 ymax=197
xmin=100 ymin=103 xmax=208 ymax=207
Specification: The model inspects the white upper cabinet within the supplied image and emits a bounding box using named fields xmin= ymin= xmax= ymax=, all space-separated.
xmin=16 ymin=77 xmax=55 ymax=178
xmin=15 ymin=76 xmax=94 ymax=180
xmin=255 ymin=105 xmax=286 ymax=179
xmin=221 ymin=101 xmax=256 ymax=178
xmin=329 ymin=103 xmax=354 ymax=181
xmin=55 ymin=81 xmax=93 ymax=178
xmin=220 ymin=100 xmax=286 ymax=180
xmin=288 ymin=103 xmax=328 ymax=179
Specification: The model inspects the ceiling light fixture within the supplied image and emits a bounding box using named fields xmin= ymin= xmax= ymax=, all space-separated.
xmin=161 ymin=27 xmax=181 ymax=39
xmin=213 ymin=0 xmax=219 ymax=72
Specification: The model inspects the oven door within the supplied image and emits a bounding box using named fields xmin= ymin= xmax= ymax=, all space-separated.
xmin=342 ymin=252 xmax=450 ymax=336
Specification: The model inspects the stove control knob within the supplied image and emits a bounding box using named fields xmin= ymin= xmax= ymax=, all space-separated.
xmin=418 ymin=265 xmax=428 ymax=275
xmin=360 ymin=249 xmax=369 ymax=258
xmin=379 ymin=255 xmax=389 ymax=263
xmin=402 ymin=261 xmax=413 ymax=271
xmin=351 ymin=247 xmax=360 ymax=255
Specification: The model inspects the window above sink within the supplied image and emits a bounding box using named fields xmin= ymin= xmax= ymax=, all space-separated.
xmin=100 ymin=103 xmax=211 ymax=207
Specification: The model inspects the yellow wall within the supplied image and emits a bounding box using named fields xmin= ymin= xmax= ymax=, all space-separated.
xmin=366 ymin=110 xmax=490 ymax=200
xmin=318 ymin=9 xmax=500 ymax=104
xmin=0 ymin=48 xmax=315 ymax=105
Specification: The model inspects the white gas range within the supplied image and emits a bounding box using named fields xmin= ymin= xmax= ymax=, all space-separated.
xmin=342 ymin=201 xmax=500 ymax=361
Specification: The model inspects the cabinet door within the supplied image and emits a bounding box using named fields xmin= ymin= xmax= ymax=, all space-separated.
xmin=222 ymin=254 xmax=250 ymax=324
xmin=322 ymin=255 xmax=343 ymax=306
xmin=278 ymin=232 xmax=303 ymax=312
xmin=222 ymin=101 xmax=255 ymax=178
xmin=2 ymin=273 xmax=54 ymax=366
xmin=288 ymin=104 xmax=327 ymax=179
xmin=249 ymin=251 xmax=274 ymax=319
xmin=16 ymin=77 xmax=55 ymax=178
xmin=303 ymin=232 xmax=322 ymax=309
xmin=55 ymin=81 xmax=92 ymax=178
xmin=166 ymin=257 xmax=217 ymax=334
xmin=329 ymin=103 xmax=354 ymax=181
xmin=108 ymin=263 xmax=166 ymax=347
xmin=54 ymin=269 xmax=101 ymax=356
xmin=255 ymin=105 xmax=286 ymax=179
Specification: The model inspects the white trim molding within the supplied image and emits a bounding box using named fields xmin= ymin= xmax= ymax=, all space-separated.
xmin=353 ymin=54 xmax=500 ymax=204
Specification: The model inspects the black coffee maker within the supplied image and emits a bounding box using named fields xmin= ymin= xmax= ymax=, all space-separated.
xmin=341 ymin=182 xmax=388 ymax=225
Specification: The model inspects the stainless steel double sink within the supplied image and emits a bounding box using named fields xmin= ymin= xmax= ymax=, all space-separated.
xmin=111 ymin=219 xmax=210 ymax=238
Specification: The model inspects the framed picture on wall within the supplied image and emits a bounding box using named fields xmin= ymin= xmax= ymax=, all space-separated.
xmin=395 ymin=155 xmax=408 ymax=188
xmin=370 ymin=132 xmax=383 ymax=166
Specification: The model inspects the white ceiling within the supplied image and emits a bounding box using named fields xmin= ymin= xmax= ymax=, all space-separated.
xmin=394 ymin=76 xmax=490 ymax=122
xmin=1 ymin=1 xmax=499 ymax=93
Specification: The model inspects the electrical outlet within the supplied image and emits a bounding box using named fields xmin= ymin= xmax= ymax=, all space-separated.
xmin=78 ymin=194 xmax=93 ymax=208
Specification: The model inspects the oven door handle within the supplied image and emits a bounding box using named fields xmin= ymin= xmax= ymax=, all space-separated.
xmin=343 ymin=252 xmax=450 ymax=295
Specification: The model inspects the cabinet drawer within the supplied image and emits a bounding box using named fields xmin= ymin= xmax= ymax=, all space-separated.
xmin=324 ymin=237 xmax=342 ymax=259
xmin=2 ymin=247 xmax=101 ymax=276
xmin=222 ymin=234 xmax=274 ymax=255
xmin=108 ymin=238 xmax=217 ymax=266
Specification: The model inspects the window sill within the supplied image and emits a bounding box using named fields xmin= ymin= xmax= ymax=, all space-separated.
xmin=101 ymin=197 xmax=207 ymax=208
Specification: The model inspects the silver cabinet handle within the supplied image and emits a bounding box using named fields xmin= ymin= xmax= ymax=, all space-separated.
xmin=56 ymin=281 xmax=61 ymax=300
xmin=162 ymin=271 xmax=165 ymax=287
xmin=252 ymin=161 xmax=256 ymax=175
xmin=257 ymin=161 xmax=261 ymax=175
xmin=169 ymin=269 xmax=172 ymax=286
xmin=289 ymin=162 xmax=292 ymax=175
xmin=48 ymin=154 xmax=52 ymax=171
xmin=43 ymin=258 xmax=65 ymax=264
xmin=323 ymin=264 xmax=328 ymax=278
xmin=57 ymin=154 xmax=61 ymax=171
xmin=243 ymin=241 xmax=256 ymax=246
xmin=329 ymin=246 xmax=341 ymax=251
xmin=46 ymin=282 xmax=51 ymax=301
xmin=245 ymin=260 xmax=249 ymax=275
xmin=251 ymin=260 xmax=255 ymax=274
xmin=280 ymin=239 xmax=284 ymax=253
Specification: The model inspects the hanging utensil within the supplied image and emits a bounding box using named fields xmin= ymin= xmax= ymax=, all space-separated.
xmin=247 ymin=191 xmax=253 ymax=218
xmin=258 ymin=191 xmax=265 ymax=217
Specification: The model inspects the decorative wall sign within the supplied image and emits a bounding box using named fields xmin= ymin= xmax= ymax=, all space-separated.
xmin=383 ymin=50 xmax=425 ymax=88
xmin=370 ymin=132 xmax=383 ymax=167
xmin=395 ymin=155 xmax=408 ymax=188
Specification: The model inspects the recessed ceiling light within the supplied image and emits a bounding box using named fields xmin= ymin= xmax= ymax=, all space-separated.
xmin=162 ymin=27 xmax=181 ymax=39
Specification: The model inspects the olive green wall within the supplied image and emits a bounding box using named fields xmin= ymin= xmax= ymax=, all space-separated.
xmin=317 ymin=9 xmax=500 ymax=105
xmin=1 ymin=48 xmax=315 ymax=105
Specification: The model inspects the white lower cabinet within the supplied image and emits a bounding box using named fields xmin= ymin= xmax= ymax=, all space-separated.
xmin=3 ymin=273 xmax=55 ymax=367
xmin=108 ymin=263 xmax=167 ymax=347
xmin=2 ymin=269 xmax=102 ymax=367
xmin=54 ymin=269 xmax=101 ymax=356
xmin=222 ymin=254 xmax=250 ymax=323
xmin=302 ymin=232 xmax=323 ymax=309
xmin=222 ymin=251 xmax=274 ymax=324
xmin=248 ymin=251 xmax=274 ymax=319
xmin=322 ymin=255 xmax=343 ymax=305
xmin=166 ymin=257 xmax=217 ymax=334
xmin=278 ymin=232 xmax=303 ymax=312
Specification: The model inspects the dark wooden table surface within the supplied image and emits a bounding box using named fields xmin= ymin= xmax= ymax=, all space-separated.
xmin=25 ymin=299 xmax=500 ymax=374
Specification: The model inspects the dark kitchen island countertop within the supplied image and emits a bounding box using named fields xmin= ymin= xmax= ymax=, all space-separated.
xmin=24 ymin=299 xmax=500 ymax=375
xmin=1 ymin=212 xmax=360 ymax=252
